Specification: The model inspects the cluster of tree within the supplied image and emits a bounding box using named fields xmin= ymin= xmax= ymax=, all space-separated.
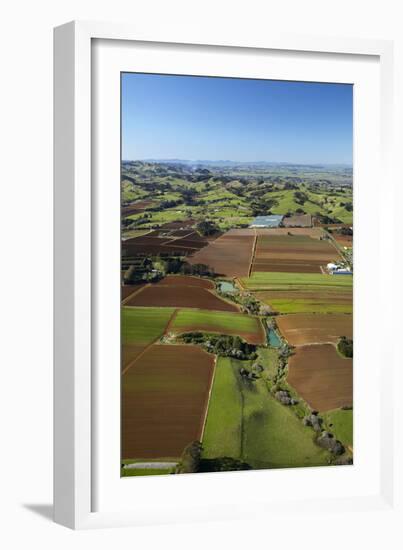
xmin=196 ymin=220 xmax=220 ymax=236
xmin=238 ymin=293 xmax=261 ymax=315
xmin=199 ymin=457 xmax=251 ymax=472
xmin=124 ymin=256 xmax=216 ymax=282
xmin=316 ymin=432 xmax=345 ymax=455
xmin=250 ymin=198 xmax=279 ymax=216
xmin=180 ymin=332 xmax=257 ymax=360
xmin=340 ymin=226 xmax=353 ymax=236
xmin=239 ymin=366 xmax=259 ymax=381
xmin=176 ymin=441 xmax=203 ymax=474
xmin=293 ymin=190 xmax=308 ymax=205
xmin=315 ymin=213 xmax=341 ymax=225
xmin=338 ymin=336 xmax=353 ymax=358
xmin=274 ymin=389 xmax=299 ymax=406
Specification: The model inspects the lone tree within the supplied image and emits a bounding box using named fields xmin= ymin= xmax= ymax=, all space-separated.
xmin=338 ymin=336 xmax=353 ymax=358
xmin=176 ymin=441 xmax=203 ymax=474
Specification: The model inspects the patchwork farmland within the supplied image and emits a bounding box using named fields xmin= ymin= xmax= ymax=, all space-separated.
xmin=121 ymin=160 xmax=354 ymax=475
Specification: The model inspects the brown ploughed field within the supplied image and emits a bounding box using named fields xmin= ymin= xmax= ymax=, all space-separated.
xmin=156 ymin=275 xmax=214 ymax=289
xmin=188 ymin=230 xmax=255 ymax=277
xmin=277 ymin=313 xmax=353 ymax=346
xmin=125 ymin=283 xmax=238 ymax=312
xmin=333 ymin=234 xmax=353 ymax=246
xmin=282 ymin=214 xmax=312 ymax=227
xmin=252 ymin=234 xmax=340 ymax=273
xmin=121 ymin=200 xmax=156 ymax=217
xmin=122 ymin=345 xmax=215 ymax=459
xmin=122 ymin=229 xmax=215 ymax=258
xmin=122 ymin=344 xmax=147 ymax=371
xmin=254 ymin=227 xmax=324 ymax=238
xmin=121 ymin=284 xmax=146 ymax=300
xmin=287 ymin=344 xmax=353 ymax=411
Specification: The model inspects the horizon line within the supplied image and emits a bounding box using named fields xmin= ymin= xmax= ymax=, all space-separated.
xmin=122 ymin=158 xmax=353 ymax=167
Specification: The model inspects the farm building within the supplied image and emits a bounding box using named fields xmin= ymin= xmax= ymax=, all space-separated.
xmin=332 ymin=269 xmax=353 ymax=275
xmin=326 ymin=262 xmax=352 ymax=275
xmin=249 ymin=215 xmax=283 ymax=228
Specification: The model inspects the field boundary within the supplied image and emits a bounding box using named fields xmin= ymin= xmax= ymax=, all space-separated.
xmin=163 ymin=308 xmax=179 ymax=335
xmin=248 ymin=228 xmax=258 ymax=277
xmin=121 ymin=284 xmax=149 ymax=305
xmin=199 ymin=355 xmax=217 ymax=443
xmin=122 ymin=308 xmax=179 ymax=375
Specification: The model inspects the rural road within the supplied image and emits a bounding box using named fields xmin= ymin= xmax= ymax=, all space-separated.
xmin=123 ymin=462 xmax=177 ymax=470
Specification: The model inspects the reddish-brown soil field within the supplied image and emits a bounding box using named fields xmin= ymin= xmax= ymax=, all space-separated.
xmin=255 ymin=227 xmax=325 ymax=239
xmin=124 ymin=236 xmax=173 ymax=246
xmin=157 ymin=275 xmax=214 ymax=289
xmin=164 ymin=239 xmax=206 ymax=249
xmin=252 ymin=258 xmax=328 ymax=273
xmin=122 ymin=344 xmax=147 ymax=371
xmin=125 ymin=284 xmax=238 ymax=312
xmin=282 ymin=214 xmax=312 ymax=227
xmin=333 ymin=234 xmax=353 ymax=246
xmin=160 ymin=220 xmax=195 ymax=229
xmin=277 ymin=314 xmax=353 ymax=346
xmin=252 ymin=235 xmax=340 ymax=273
xmin=121 ymin=200 xmax=156 ymax=217
xmin=188 ymin=231 xmax=255 ymax=277
xmin=168 ymin=229 xmax=197 ymax=238
xmin=122 ymin=242 xmax=197 ymax=257
xmin=122 ymin=344 xmax=215 ymax=459
xmin=121 ymin=284 xmax=146 ymax=300
xmin=287 ymin=344 xmax=353 ymax=411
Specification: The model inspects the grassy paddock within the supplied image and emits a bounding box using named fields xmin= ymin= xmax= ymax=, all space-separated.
xmin=241 ymin=271 xmax=353 ymax=291
xmin=202 ymin=357 xmax=243 ymax=458
xmin=122 ymin=306 xmax=175 ymax=344
xmin=323 ymin=408 xmax=353 ymax=447
xmin=171 ymin=309 xmax=264 ymax=343
xmin=202 ymin=357 xmax=330 ymax=469
xmin=121 ymin=468 xmax=174 ymax=477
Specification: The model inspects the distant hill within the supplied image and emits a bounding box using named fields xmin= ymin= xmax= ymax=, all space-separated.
xmin=128 ymin=159 xmax=352 ymax=171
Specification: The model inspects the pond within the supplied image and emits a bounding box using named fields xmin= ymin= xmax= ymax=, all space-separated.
xmin=217 ymin=281 xmax=237 ymax=294
xmin=267 ymin=326 xmax=281 ymax=348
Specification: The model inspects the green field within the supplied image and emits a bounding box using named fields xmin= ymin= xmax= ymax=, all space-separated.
xmin=256 ymin=295 xmax=353 ymax=314
xmin=121 ymin=468 xmax=174 ymax=477
xmin=202 ymin=358 xmax=243 ymax=458
xmin=241 ymin=271 xmax=353 ymax=291
xmin=256 ymin=347 xmax=279 ymax=380
xmin=171 ymin=309 xmax=263 ymax=341
xmin=122 ymin=306 xmax=175 ymax=344
xmin=202 ymin=357 xmax=331 ymax=469
xmin=323 ymin=409 xmax=353 ymax=448
xmin=241 ymin=272 xmax=353 ymax=314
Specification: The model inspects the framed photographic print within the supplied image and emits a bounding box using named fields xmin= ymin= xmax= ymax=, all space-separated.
xmin=54 ymin=21 xmax=396 ymax=529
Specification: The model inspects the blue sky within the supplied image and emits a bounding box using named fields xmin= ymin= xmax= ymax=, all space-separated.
xmin=122 ymin=73 xmax=352 ymax=165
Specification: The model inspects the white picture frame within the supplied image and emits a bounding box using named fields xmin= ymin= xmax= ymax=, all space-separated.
xmin=54 ymin=20 xmax=397 ymax=530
